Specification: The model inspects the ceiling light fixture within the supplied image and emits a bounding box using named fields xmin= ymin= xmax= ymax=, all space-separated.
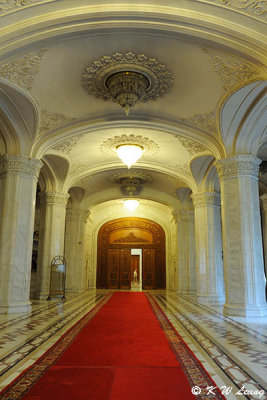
xmin=116 ymin=144 xmax=144 ymax=169
xmin=105 ymin=71 xmax=150 ymax=115
xmin=123 ymin=199 xmax=139 ymax=212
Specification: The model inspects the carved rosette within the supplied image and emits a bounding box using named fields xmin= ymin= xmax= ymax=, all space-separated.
xmin=0 ymin=155 xmax=42 ymax=178
xmin=81 ymin=52 xmax=173 ymax=104
xmin=100 ymin=134 xmax=159 ymax=155
xmin=215 ymin=156 xmax=261 ymax=179
xmin=40 ymin=191 xmax=70 ymax=206
xmin=191 ymin=192 xmax=221 ymax=206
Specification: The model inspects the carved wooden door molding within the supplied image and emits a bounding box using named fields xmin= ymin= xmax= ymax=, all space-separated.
xmin=97 ymin=217 xmax=166 ymax=289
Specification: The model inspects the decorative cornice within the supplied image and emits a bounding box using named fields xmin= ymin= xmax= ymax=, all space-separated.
xmin=100 ymin=134 xmax=159 ymax=155
xmin=81 ymin=52 xmax=173 ymax=104
xmin=176 ymin=136 xmax=207 ymax=156
xmin=203 ymin=48 xmax=263 ymax=92
xmin=207 ymin=0 xmax=267 ymax=19
xmin=0 ymin=155 xmax=42 ymax=178
xmin=114 ymin=232 xmax=149 ymax=243
xmin=191 ymin=192 xmax=221 ymax=206
xmin=215 ymin=156 xmax=261 ymax=179
xmin=40 ymin=191 xmax=69 ymax=206
xmin=180 ymin=111 xmax=218 ymax=135
xmin=0 ymin=49 xmax=48 ymax=91
xmin=39 ymin=110 xmax=78 ymax=135
xmin=52 ymin=134 xmax=84 ymax=156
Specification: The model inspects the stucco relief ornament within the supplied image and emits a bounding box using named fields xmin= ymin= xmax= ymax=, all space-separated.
xmin=176 ymin=136 xmax=207 ymax=156
xmin=203 ymin=49 xmax=263 ymax=91
xmin=212 ymin=0 xmax=267 ymax=18
xmin=39 ymin=110 xmax=78 ymax=135
xmin=0 ymin=49 xmax=48 ymax=90
xmin=180 ymin=111 xmax=218 ymax=135
xmin=81 ymin=52 xmax=173 ymax=115
xmin=52 ymin=134 xmax=84 ymax=156
xmin=100 ymin=134 xmax=159 ymax=156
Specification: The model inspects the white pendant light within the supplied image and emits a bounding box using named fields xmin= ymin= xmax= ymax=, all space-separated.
xmin=116 ymin=144 xmax=143 ymax=169
xmin=123 ymin=199 xmax=139 ymax=212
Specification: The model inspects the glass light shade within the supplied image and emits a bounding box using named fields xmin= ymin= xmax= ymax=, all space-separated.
xmin=116 ymin=144 xmax=143 ymax=168
xmin=123 ymin=199 xmax=139 ymax=212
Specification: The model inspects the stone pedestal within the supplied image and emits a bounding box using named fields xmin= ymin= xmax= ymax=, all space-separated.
xmin=65 ymin=208 xmax=88 ymax=293
xmin=192 ymin=192 xmax=224 ymax=303
xmin=35 ymin=191 xmax=69 ymax=299
xmin=216 ymin=156 xmax=267 ymax=317
xmin=0 ymin=155 xmax=42 ymax=313
xmin=260 ymin=194 xmax=267 ymax=285
xmin=176 ymin=209 xmax=196 ymax=294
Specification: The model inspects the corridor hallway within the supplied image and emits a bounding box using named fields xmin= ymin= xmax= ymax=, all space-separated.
xmin=0 ymin=290 xmax=266 ymax=399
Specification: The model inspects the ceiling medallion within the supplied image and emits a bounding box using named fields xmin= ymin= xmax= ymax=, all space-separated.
xmin=81 ymin=52 xmax=173 ymax=115
xmin=100 ymin=134 xmax=159 ymax=157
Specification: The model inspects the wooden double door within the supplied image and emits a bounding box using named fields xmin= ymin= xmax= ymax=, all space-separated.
xmin=107 ymin=248 xmax=155 ymax=290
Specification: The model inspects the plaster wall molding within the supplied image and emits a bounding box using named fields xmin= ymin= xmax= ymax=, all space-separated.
xmin=180 ymin=110 xmax=218 ymax=135
xmin=100 ymin=134 xmax=159 ymax=156
xmin=215 ymin=155 xmax=261 ymax=179
xmin=40 ymin=191 xmax=69 ymax=206
xmin=0 ymin=49 xmax=48 ymax=91
xmin=203 ymin=48 xmax=264 ymax=92
xmin=176 ymin=136 xmax=207 ymax=156
xmin=0 ymin=154 xmax=42 ymax=178
xmin=52 ymin=134 xmax=84 ymax=156
xmin=206 ymin=0 xmax=267 ymax=19
xmin=192 ymin=192 xmax=221 ymax=206
xmin=70 ymin=162 xmax=95 ymax=175
xmin=0 ymin=0 xmax=55 ymax=15
xmin=39 ymin=110 xmax=78 ymax=135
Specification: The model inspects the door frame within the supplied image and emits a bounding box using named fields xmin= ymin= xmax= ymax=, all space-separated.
xmin=97 ymin=217 xmax=166 ymax=289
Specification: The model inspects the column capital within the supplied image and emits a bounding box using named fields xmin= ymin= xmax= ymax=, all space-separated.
xmin=215 ymin=155 xmax=261 ymax=180
xmin=0 ymin=155 xmax=42 ymax=179
xmin=191 ymin=192 xmax=221 ymax=207
xmin=40 ymin=191 xmax=69 ymax=206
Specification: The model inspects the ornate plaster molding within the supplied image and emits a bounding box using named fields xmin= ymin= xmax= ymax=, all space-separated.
xmin=114 ymin=232 xmax=149 ymax=243
xmin=176 ymin=136 xmax=207 ymax=156
xmin=166 ymin=163 xmax=190 ymax=175
xmin=215 ymin=155 xmax=261 ymax=179
xmin=172 ymin=209 xmax=194 ymax=222
xmin=109 ymin=171 xmax=153 ymax=184
xmin=191 ymin=192 xmax=221 ymax=206
xmin=70 ymin=162 xmax=95 ymax=175
xmin=180 ymin=111 xmax=218 ymax=135
xmin=52 ymin=134 xmax=84 ymax=156
xmin=81 ymin=52 xmax=173 ymax=104
xmin=39 ymin=110 xmax=78 ymax=135
xmin=207 ymin=0 xmax=267 ymax=19
xmin=0 ymin=154 xmax=42 ymax=178
xmin=75 ymin=176 xmax=93 ymax=189
xmin=203 ymin=48 xmax=263 ymax=92
xmin=100 ymin=134 xmax=159 ymax=155
xmin=40 ymin=191 xmax=69 ymax=206
xmin=0 ymin=0 xmax=54 ymax=15
xmin=0 ymin=49 xmax=48 ymax=91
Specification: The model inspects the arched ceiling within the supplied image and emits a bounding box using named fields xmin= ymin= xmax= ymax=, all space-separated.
xmin=0 ymin=0 xmax=266 ymax=211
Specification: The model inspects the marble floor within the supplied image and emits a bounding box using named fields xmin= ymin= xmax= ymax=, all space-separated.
xmin=0 ymin=290 xmax=266 ymax=400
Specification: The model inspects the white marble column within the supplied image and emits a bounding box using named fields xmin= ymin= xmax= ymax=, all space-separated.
xmin=65 ymin=208 xmax=89 ymax=293
xmin=35 ymin=191 xmax=69 ymax=299
xmin=176 ymin=209 xmax=196 ymax=294
xmin=192 ymin=192 xmax=225 ymax=303
xmin=260 ymin=194 xmax=267 ymax=284
xmin=0 ymin=155 xmax=42 ymax=313
xmin=216 ymin=156 xmax=267 ymax=317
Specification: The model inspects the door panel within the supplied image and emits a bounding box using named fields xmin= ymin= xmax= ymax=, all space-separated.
xmin=120 ymin=249 xmax=131 ymax=289
xmin=107 ymin=249 xmax=120 ymax=289
xmin=142 ymin=249 xmax=155 ymax=290
xmin=131 ymin=255 xmax=140 ymax=281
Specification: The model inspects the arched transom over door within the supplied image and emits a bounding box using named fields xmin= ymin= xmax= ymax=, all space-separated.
xmin=97 ymin=217 xmax=166 ymax=290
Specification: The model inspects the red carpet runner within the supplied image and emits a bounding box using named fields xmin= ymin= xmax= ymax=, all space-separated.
xmin=1 ymin=293 xmax=224 ymax=399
